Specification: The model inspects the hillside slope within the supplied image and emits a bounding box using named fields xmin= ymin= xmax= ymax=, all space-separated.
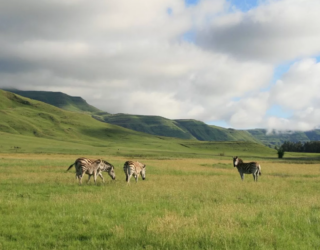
xmin=93 ymin=113 xmax=196 ymax=139
xmin=0 ymin=89 xmax=156 ymax=145
xmin=175 ymin=119 xmax=261 ymax=143
xmin=4 ymin=89 xmax=319 ymax=146
xmin=2 ymin=89 xmax=102 ymax=113
xmin=0 ymin=89 xmax=276 ymax=157
xmin=247 ymin=129 xmax=316 ymax=147
xmin=94 ymin=113 xmax=260 ymax=143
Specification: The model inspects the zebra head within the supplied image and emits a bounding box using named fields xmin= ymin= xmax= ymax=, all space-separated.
xmin=140 ymin=164 xmax=146 ymax=180
xmin=107 ymin=166 xmax=116 ymax=180
xmin=100 ymin=160 xmax=116 ymax=180
xmin=233 ymin=156 xmax=239 ymax=167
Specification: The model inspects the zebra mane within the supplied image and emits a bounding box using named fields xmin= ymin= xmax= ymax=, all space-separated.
xmin=238 ymin=158 xmax=244 ymax=163
xmin=101 ymin=160 xmax=114 ymax=170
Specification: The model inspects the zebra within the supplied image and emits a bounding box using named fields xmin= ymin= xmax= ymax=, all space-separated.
xmin=123 ymin=161 xmax=146 ymax=183
xmin=67 ymin=157 xmax=116 ymax=184
xmin=232 ymin=156 xmax=261 ymax=182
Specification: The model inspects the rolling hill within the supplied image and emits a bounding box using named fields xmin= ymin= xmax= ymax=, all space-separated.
xmin=2 ymin=89 xmax=102 ymax=113
xmin=3 ymin=89 xmax=320 ymax=146
xmin=0 ymin=89 xmax=276 ymax=158
xmin=247 ymin=129 xmax=320 ymax=147
xmin=93 ymin=113 xmax=261 ymax=143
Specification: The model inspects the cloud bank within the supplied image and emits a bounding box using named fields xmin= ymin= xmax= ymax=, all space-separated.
xmin=0 ymin=0 xmax=320 ymax=131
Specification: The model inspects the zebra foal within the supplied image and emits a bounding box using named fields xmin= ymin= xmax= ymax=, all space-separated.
xmin=67 ymin=157 xmax=116 ymax=185
xmin=123 ymin=161 xmax=146 ymax=183
xmin=233 ymin=156 xmax=261 ymax=182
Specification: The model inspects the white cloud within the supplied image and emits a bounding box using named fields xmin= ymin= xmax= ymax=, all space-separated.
xmin=197 ymin=0 xmax=320 ymax=63
xmin=227 ymin=92 xmax=270 ymax=129
xmin=265 ymin=58 xmax=320 ymax=131
xmin=270 ymin=58 xmax=320 ymax=110
xmin=0 ymin=0 xmax=320 ymax=131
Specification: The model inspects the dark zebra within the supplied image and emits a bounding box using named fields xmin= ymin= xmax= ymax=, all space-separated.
xmin=233 ymin=156 xmax=261 ymax=182
xmin=67 ymin=157 xmax=116 ymax=184
xmin=123 ymin=161 xmax=146 ymax=183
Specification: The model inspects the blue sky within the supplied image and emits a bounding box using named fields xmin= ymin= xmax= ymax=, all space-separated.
xmin=186 ymin=0 xmax=259 ymax=10
xmin=0 ymin=0 xmax=320 ymax=131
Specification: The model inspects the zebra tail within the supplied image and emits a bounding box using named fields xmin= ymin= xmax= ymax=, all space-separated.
xmin=125 ymin=164 xmax=131 ymax=182
xmin=66 ymin=163 xmax=75 ymax=172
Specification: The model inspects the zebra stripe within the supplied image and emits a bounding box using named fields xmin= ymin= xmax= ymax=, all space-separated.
xmin=67 ymin=157 xmax=116 ymax=184
xmin=233 ymin=156 xmax=261 ymax=182
xmin=123 ymin=161 xmax=146 ymax=183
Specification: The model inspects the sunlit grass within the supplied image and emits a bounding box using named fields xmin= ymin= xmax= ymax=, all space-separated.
xmin=0 ymin=154 xmax=320 ymax=249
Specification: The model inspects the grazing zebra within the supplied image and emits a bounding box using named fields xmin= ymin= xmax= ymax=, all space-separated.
xmin=233 ymin=156 xmax=261 ymax=182
xmin=123 ymin=161 xmax=146 ymax=183
xmin=67 ymin=157 xmax=116 ymax=184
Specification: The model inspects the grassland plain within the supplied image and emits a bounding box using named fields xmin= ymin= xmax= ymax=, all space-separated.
xmin=0 ymin=153 xmax=320 ymax=250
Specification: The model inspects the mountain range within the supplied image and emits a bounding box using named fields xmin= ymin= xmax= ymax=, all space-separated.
xmin=3 ymin=89 xmax=320 ymax=147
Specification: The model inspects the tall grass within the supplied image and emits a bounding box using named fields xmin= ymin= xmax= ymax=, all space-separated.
xmin=1 ymin=154 xmax=320 ymax=249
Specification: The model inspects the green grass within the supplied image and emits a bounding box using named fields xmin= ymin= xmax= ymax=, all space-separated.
xmin=0 ymin=154 xmax=320 ymax=249
xmin=1 ymin=89 xmax=320 ymax=249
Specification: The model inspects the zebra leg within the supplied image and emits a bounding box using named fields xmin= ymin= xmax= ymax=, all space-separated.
xmin=252 ymin=173 xmax=256 ymax=181
xmin=127 ymin=173 xmax=133 ymax=184
xmin=135 ymin=174 xmax=138 ymax=183
xmin=255 ymin=170 xmax=259 ymax=182
xmin=239 ymin=171 xmax=244 ymax=181
xmin=93 ymin=171 xmax=97 ymax=185
xmin=87 ymin=175 xmax=92 ymax=183
xmin=75 ymin=174 xmax=81 ymax=184
xmin=79 ymin=175 xmax=84 ymax=185
xmin=98 ymin=172 xmax=105 ymax=183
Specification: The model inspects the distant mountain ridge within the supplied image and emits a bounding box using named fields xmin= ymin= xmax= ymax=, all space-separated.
xmin=247 ymin=129 xmax=320 ymax=147
xmin=2 ymin=89 xmax=102 ymax=113
xmin=93 ymin=113 xmax=263 ymax=144
xmin=3 ymin=89 xmax=320 ymax=146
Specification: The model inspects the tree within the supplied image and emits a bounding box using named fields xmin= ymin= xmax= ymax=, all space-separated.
xmin=275 ymin=146 xmax=285 ymax=159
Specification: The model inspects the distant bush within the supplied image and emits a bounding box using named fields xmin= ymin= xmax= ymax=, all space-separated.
xmin=279 ymin=141 xmax=320 ymax=153
xmin=275 ymin=146 xmax=285 ymax=158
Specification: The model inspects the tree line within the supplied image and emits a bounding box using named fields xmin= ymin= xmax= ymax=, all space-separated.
xmin=279 ymin=141 xmax=320 ymax=153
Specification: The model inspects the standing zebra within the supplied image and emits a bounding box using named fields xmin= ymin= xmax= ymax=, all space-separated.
xmin=233 ymin=156 xmax=261 ymax=182
xmin=67 ymin=157 xmax=116 ymax=185
xmin=123 ymin=161 xmax=146 ymax=183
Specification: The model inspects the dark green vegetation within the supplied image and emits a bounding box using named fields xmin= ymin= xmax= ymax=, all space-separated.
xmin=93 ymin=113 xmax=195 ymax=139
xmin=2 ymin=88 xmax=101 ymax=113
xmin=247 ymin=128 xmax=320 ymax=147
xmin=278 ymin=141 xmax=320 ymax=153
xmin=94 ymin=113 xmax=261 ymax=143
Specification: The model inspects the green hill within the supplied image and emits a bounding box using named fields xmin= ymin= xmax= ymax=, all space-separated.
xmin=93 ymin=113 xmax=196 ymax=139
xmin=2 ymin=89 xmax=102 ymax=113
xmin=93 ymin=113 xmax=260 ymax=143
xmin=304 ymin=130 xmax=320 ymax=141
xmin=0 ymin=89 xmax=276 ymax=158
xmin=0 ymin=89 xmax=156 ymax=145
xmin=247 ymin=129 xmax=311 ymax=147
xmin=175 ymin=119 xmax=261 ymax=143
xmin=4 ymin=89 xmax=319 ymax=147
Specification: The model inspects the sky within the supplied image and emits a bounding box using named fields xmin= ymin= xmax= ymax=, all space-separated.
xmin=0 ymin=0 xmax=320 ymax=131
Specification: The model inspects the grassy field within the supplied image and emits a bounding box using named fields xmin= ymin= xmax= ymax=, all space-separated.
xmin=1 ymin=152 xmax=320 ymax=250
xmin=1 ymin=89 xmax=320 ymax=249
